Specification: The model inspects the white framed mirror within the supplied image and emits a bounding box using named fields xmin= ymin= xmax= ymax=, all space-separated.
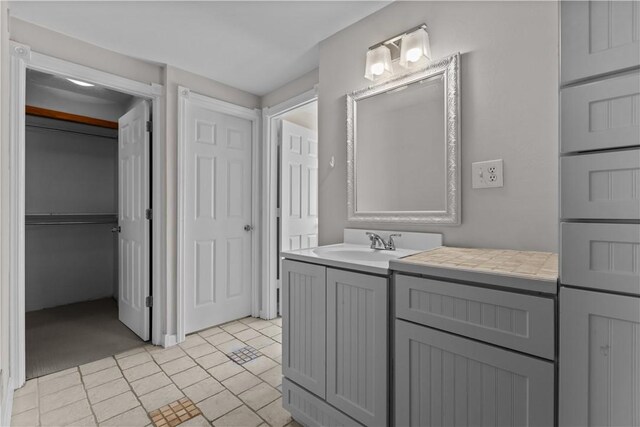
xmin=347 ymin=53 xmax=460 ymax=225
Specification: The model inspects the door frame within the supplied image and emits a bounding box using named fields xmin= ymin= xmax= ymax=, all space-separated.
xmin=261 ymin=88 xmax=318 ymax=319
xmin=6 ymin=43 xmax=166 ymax=389
xmin=176 ymin=86 xmax=261 ymax=342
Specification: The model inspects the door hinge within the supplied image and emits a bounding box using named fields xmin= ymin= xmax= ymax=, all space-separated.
xmin=145 ymin=296 xmax=153 ymax=308
xmin=146 ymin=121 xmax=152 ymax=132
xmin=145 ymin=208 xmax=152 ymax=220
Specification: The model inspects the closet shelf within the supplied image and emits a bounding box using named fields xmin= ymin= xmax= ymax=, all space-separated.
xmin=26 ymin=213 xmax=118 ymax=216
xmin=25 ymin=213 xmax=118 ymax=226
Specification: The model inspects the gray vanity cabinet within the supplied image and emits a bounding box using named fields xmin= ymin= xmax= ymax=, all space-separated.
xmin=326 ymin=269 xmax=388 ymax=427
xmin=282 ymin=260 xmax=327 ymax=398
xmin=395 ymin=320 xmax=555 ymax=427
xmin=559 ymin=287 xmax=640 ymax=426
xmin=560 ymin=1 xmax=640 ymax=84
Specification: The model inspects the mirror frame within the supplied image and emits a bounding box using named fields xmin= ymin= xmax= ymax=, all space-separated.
xmin=346 ymin=52 xmax=461 ymax=225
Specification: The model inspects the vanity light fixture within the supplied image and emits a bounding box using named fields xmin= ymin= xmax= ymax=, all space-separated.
xmin=66 ymin=78 xmax=95 ymax=87
xmin=364 ymin=24 xmax=432 ymax=81
xmin=364 ymin=44 xmax=393 ymax=81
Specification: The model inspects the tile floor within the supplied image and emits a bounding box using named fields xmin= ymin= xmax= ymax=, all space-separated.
xmin=11 ymin=316 xmax=299 ymax=427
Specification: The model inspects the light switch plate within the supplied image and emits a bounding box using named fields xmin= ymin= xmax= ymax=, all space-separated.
xmin=472 ymin=159 xmax=504 ymax=188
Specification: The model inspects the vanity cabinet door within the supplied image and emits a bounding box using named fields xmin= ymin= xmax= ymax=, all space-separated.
xmin=560 ymin=287 xmax=640 ymax=427
xmin=395 ymin=320 xmax=554 ymax=427
xmin=282 ymin=260 xmax=326 ymax=398
xmin=326 ymin=268 xmax=388 ymax=426
xmin=561 ymin=1 xmax=640 ymax=84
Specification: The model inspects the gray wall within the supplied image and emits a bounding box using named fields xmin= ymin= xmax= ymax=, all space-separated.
xmin=27 ymin=83 xmax=133 ymax=122
xmin=10 ymin=18 xmax=163 ymax=85
xmin=262 ymin=68 xmax=319 ymax=109
xmin=318 ymin=1 xmax=559 ymax=252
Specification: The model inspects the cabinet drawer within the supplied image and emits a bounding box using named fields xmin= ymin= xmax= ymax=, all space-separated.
xmin=561 ymin=222 xmax=640 ymax=295
xmin=561 ymin=149 xmax=640 ymax=220
xmin=561 ymin=72 xmax=640 ymax=153
xmin=283 ymin=378 xmax=363 ymax=427
xmin=561 ymin=1 xmax=640 ymax=84
xmin=395 ymin=274 xmax=555 ymax=359
xmin=395 ymin=320 xmax=555 ymax=427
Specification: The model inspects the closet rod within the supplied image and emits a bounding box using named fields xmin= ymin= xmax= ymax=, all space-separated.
xmin=26 ymin=123 xmax=118 ymax=140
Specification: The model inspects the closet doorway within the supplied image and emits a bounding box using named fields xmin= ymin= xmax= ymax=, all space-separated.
xmin=279 ymin=103 xmax=319 ymax=252
xmin=262 ymin=92 xmax=318 ymax=319
xmin=23 ymin=69 xmax=151 ymax=379
xmin=277 ymin=101 xmax=318 ymax=313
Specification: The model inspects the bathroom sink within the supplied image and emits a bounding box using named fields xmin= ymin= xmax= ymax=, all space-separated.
xmin=312 ymin=246 xmax=402 ymax=262
xmin=282 ymin=242 xmax=423 ymax=274
xmin=281 ymin=230 xmax=443 ymax=274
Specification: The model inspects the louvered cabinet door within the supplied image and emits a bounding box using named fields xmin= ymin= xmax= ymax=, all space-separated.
xmin=282 ymin=260 xmax=327 ymax=398
xmin=326 ymin=268 xmax=388 ymax=426
xmin=395 ymin=320 xmax=554 ymax=427
xmin=560 ymin=287 xmax=640 ymax=427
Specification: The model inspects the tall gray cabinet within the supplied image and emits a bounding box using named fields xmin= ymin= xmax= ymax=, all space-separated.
xmin=559 ymin=2 xmax=640 ymax=426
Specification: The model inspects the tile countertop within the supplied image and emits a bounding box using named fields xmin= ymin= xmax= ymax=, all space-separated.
xmin=390 ymin=247 xmax=559 ymax=294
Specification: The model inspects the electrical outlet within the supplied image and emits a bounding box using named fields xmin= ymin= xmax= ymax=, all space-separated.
xmin=472 ymin=159 xmax=504 ymax=189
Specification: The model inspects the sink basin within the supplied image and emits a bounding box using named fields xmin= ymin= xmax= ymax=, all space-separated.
xmin=312 ymin=246 xmax=401 ymax=262
xmin=281 ymin=230 xmax=442 ymax=274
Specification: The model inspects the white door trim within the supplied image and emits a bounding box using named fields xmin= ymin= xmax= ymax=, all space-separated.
xmin=176 ymin=86 xmax=261 ymax=343
xmin=6 ymin=42 xmax=167 ymax=389
xmin=261 ymin=88 xmax=318 ymax=319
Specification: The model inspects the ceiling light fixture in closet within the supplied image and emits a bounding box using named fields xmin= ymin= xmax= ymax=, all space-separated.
xmin=66 ymin=78 xmax=94 ymax=87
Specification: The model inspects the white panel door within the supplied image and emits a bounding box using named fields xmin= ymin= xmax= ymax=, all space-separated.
xmin=281 ymin=120 xmax=318 ymax=252
xmin=184 ymin=99 xmax=253 ymax=334
xmin=118 ymin=100 xmax=150 ymax=340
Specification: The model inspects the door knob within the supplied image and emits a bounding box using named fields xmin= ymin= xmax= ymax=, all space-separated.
xmin=111 ymin=226 xmax=121 ymax=233
xmin=244 ymin=225 xmax=254 ymax=232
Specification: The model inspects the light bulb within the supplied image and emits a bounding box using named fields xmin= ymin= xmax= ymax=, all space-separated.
xmin=405 ymin=47 xmax=422 ymax=63
xmin=364 ymin=45 xmax=392 ymax=81
xmin=399 ymin=27 xmax=432 ymax=69
xmin=370 ymin=62 xmax=385 ymax=76
xmin=66 ymin=78 xmax=95 ymax=87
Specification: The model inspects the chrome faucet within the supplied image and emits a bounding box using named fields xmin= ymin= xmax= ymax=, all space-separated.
xmin=366 ymin=232 xmax=402 ymax=251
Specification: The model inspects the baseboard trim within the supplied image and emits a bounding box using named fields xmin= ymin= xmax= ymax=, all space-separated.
xmin=162 ymin=334 xmax=177 ymax=348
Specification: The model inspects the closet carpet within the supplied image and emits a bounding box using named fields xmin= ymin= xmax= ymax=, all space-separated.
xmin=26 ymin=298 xmax=145 ymax=379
